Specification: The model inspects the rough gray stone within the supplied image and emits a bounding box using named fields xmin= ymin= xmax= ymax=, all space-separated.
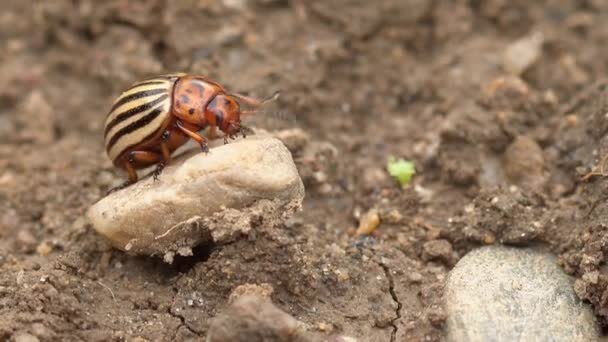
xmin=445 ymin=246 xmax=599 ymax=342
xmin=87 ymin=135 xmax=304 ymax=259
xmin=207 ymin=295 xmax=310 ymax=342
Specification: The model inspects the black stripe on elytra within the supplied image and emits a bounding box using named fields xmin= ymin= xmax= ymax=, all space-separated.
xmin=110 ymin=88 xmax=167 ymax=113
xmin=104 ymin=94 xmax=168 ymax=137
xmin=142 ymin=75 xmax=176 ymax=82
xmin=129 ymin=80 xmax=166 ymax=88
xmin=107 ymin=105 xmax=165 ymax=151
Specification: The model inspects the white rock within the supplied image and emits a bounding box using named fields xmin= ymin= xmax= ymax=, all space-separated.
xmin=503 ymin=31 xmax=544 ymax=75
xmin=445 ymin=246 xmax=599 ymax=342
xmin=87 ymin=135 xmax=304 ymax=258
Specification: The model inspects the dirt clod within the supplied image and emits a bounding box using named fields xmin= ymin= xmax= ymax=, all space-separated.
xmin=503 ymin=135 xmax=546 ymax=190
xmin=422 ymin=240 xmax=454 ymax=264
xmin=355 ymin=209 xmax=381 ymax=236
xmin=207 ymin=296 xmax=309 ymax=342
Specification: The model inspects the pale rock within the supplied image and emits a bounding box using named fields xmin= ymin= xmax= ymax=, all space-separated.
xmin=503 ymin=31 xmax=544 ymax=75
xmin=445 ymin=246 xmax=600 ymax=342
xmin=87 ymin=135 xmax=304 ymax=258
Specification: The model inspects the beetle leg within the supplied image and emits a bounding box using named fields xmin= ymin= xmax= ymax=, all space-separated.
xmin=240 ymin=124 xmax=254 ymax=138
xmin=160 ymin=130 xmax=172 ymax=164
xmin=107 ymin=151 xmax=162 ymax=193
xmin=176 ymin=121 xmax=209 ymax=153
xmin=152 ymin=162 xmax=165 ymax=181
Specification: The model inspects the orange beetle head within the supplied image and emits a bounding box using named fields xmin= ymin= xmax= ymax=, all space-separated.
xmin=206 ymin=94 xmax=242 ymax=136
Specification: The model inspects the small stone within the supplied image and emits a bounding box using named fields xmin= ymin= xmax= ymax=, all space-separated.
xmin=0 ymin=172 xmax=15 ymax=187
xmin=207 ymin=295 xmax=310 ymax=342
xmin=485 ymin=76 xmax=529 ymax=108
xmin=14 ymin=333 xmax=39 ymax=342
xmin=16 ymin=270 xmax=25 ymax=286
xmin=565 ymin=114 xmax=578 ymax=127
xmin=273 ymin=128 xmax=310 ymax=153
xmin=16 ymin=230 xmax=37 ymax=252
xmin=426 ymin=306 xmax=447 ymax=328
xmin=355 ymin=209 xmax=380 ymax=236
xmin=422 ymin=239 xmax=453 ymax=263
xmin=414 ymin=184 xmax=434 ymax=203
xmin=482 ymin=232 xmax=496 ymax=245
xmin=503 ymin=136 xmax=545 ymax=190
xmin=36 ymin=242 xmax=52 ymax=257
xmin=17 ymin=92 xmax=55 ymax=144
xmin=445 ymin=246 xmax=600 ymax=341
xmin=317 ymin=322 xmax=333 ymax=332
xmin=228 ymin=283 xmax=274 ymax=304
xmin=383 ymin=210 xmax=403 ymax=224
xmin=129 ymin=337 xmax=147 ymax=342
xmin=30 ymin=323 xmax=51 ymax=339
xmin=318 ymin=183 xmax=333 ymax=194
xmin=332 ymin=337 xmax=358 ymax=342
xmin=334 ymin=269 xmax=350 ymax=282
xmin=409 ymin=272 xmax=423 ymax=283
xmin=503 ymin=31 xmax=544 ymax=75
xmin=88 ymin=135 xmax=304 ymax=258
xmin=582 ymin=271 xmax=600 ymax=285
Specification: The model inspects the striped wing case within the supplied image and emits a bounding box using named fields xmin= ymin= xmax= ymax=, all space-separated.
xmin=104 ymin=75 xmax=181 ymax=162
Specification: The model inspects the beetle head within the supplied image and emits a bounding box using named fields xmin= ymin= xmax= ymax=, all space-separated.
xmin=207 ymin=94 xmax=242 ymax=136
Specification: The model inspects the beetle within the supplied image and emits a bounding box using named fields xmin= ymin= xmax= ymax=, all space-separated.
xmin=104 ymin=73 xmax=277 ymax=191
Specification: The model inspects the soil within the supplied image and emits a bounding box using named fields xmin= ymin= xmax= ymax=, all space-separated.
xmin=3 ymin=1 xmax=608 ymax=341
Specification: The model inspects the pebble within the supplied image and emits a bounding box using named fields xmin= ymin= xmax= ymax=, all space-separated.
xmin=503 ymin=31 xmax=544 ymax=75
xmin=228 ymin=283 xmax=274 ymax=304
xmin=13 ymin=332 xmax=39 ymax=342
xmin=87 ymin=135 xmax=304 ymax=258
xmin=445 ymin=246 xmax=600 ymax=342
xmin=422 ymin=239 xmax=453 ymax=263
xmin=36 ymin=242 xmax=52 ymax=257
xmin=355 ymin=209 xmax=380 ymax=236
xmin=503 ymin=136 xmax=545 ymax=190
xmin=207 ymin=295 xmax=309 ymax=342
xmin=273 ymin=128 xmax=310 ymax=153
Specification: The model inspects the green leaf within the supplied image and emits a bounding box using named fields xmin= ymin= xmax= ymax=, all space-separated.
xmin=387 ymin=157 xmax=416 ymax=186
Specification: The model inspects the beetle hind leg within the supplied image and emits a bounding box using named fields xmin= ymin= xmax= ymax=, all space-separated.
xmin=153 ymin=130 xmax=173 ymax=181
xmin=107 ymin=151 xmax=163 ymax=193
xmin=152 ymin=162 xmax=165 ymax=181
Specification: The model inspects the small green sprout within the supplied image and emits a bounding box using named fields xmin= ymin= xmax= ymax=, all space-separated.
xmin=387 ymin=157 xmax=416 ymax=186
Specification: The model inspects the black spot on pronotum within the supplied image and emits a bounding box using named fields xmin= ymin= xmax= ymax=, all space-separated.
xmin=188 ymin=108 xmax=195 ymax=115
xmin=180 ymin=95 xmax=190 ymax=104
xmin=186 ymin=89 xmax=193 ymax=94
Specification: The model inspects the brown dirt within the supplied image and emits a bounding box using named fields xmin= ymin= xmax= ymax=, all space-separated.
xmin=3 ymin=0 xmax=608 ymax=340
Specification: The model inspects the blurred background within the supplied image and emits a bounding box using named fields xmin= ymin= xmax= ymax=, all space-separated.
xmin=2 ymin=1 xmax=608 ymax=340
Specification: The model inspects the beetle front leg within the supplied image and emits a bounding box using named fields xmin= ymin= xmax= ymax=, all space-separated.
xmin=176 ymin=121 xmax=209 ymax=153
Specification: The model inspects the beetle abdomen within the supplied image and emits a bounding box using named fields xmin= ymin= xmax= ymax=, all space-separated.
xmin=104 ymin=75 xmax=180 ymax=162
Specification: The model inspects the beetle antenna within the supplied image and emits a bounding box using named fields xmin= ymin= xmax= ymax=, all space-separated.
xmin=231 ymin=91 xmax=281 ymax=108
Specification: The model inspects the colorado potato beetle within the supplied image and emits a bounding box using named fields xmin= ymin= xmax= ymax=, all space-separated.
xmin=104 ymin=73 xmax=277 ymax=191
